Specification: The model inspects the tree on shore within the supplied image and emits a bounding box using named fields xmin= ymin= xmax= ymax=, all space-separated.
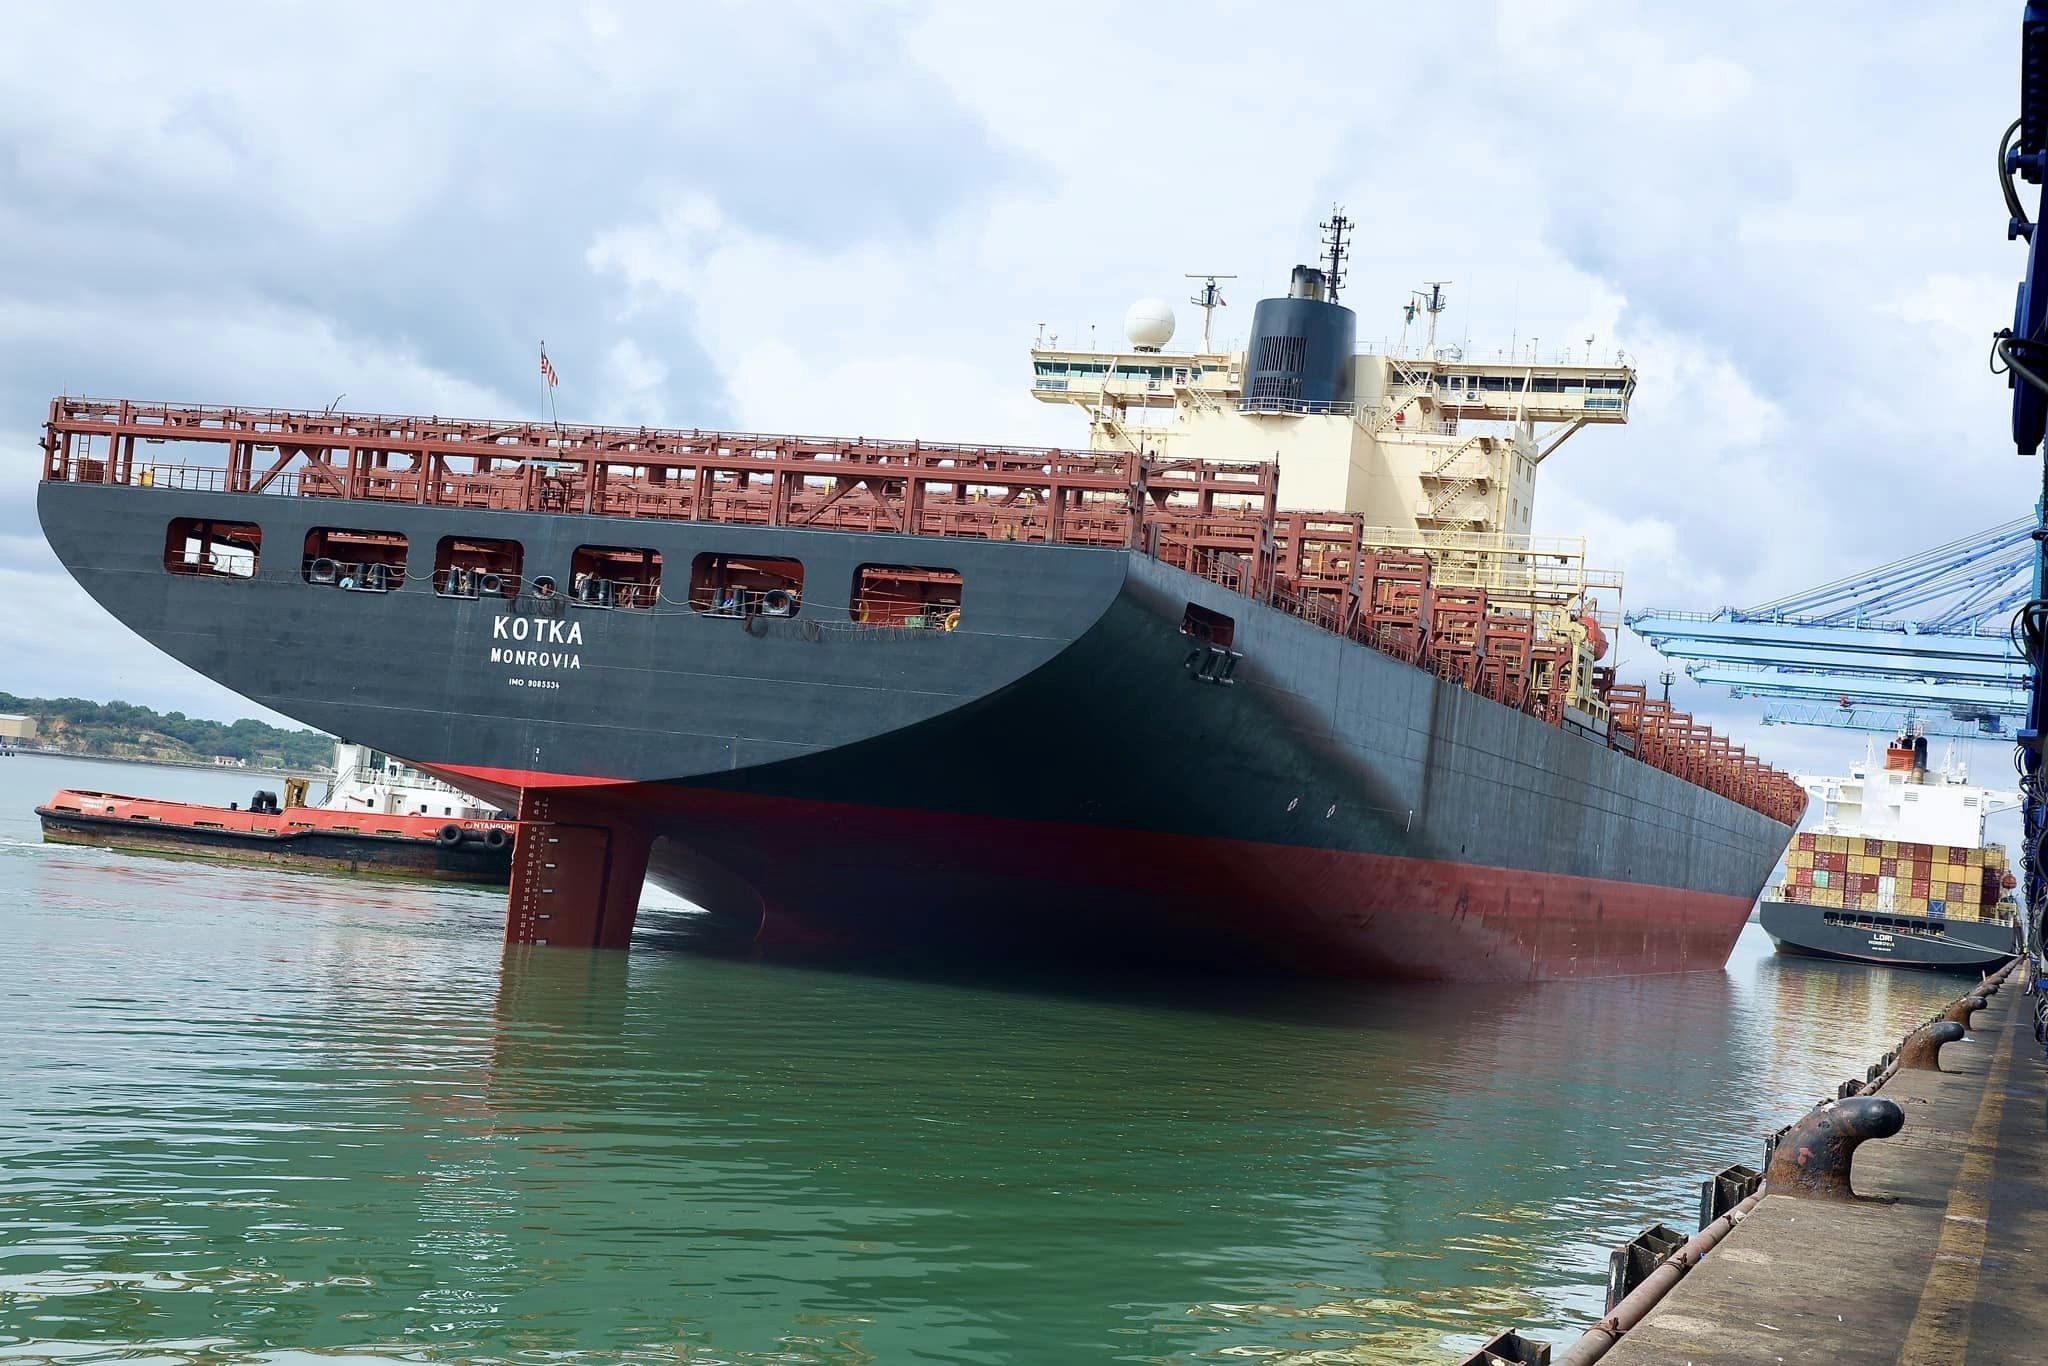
xmin=0 ymin=692 xmax=331 ymax=769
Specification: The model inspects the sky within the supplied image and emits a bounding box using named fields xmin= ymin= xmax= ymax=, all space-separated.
xmin=0 ymin=0 xmax=2035 ymax=791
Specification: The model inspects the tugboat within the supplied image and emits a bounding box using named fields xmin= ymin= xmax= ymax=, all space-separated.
xmin=1759 ymin=732 xmax=2021 ymax=973
xmin=36 ymin=742 xmax=514 ymax=886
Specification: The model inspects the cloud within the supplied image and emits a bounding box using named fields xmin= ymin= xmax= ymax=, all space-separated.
xmin=1 ymin=0 xmax=1025 ymax=718
xmin=0 ymin=562 xmax=295 ymax=723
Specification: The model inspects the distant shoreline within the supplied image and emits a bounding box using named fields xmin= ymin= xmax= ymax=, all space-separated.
xmin=9 ymin=747 xmax=324 ymax=782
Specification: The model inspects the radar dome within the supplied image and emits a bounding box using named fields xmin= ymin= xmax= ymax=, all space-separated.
xmin=1123 ymin=298 xmax=1176 ymax=350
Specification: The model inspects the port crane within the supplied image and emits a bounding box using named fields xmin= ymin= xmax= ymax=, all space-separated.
xmin=1626 ymin=519 xmax=2036 ymax=739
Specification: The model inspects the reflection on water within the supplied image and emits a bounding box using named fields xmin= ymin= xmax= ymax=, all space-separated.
xmin=0 ymin=754 xmax=1970 ymax=1363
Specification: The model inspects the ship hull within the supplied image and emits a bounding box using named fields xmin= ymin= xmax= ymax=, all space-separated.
xmin=621 ymin=786 xmax=1756 ymax=977
xmin=1758 ymin=899 xmax=2018 ymax=974
xmin=40 ymin=481 xmax=1794 ymax=979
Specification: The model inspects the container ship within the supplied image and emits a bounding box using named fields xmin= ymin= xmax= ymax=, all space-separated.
xmin=1761 ymin=733 xmax=2021 ymax=972
xmin=32 ymin=230 xmax=1804 ymax=978
xmin=36 ymin=742 xmax=515 ymax=885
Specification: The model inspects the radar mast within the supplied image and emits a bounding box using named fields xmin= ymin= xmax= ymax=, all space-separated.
xmin=1184 ymin=273 xmax=1236 ymax=353
xmin=1318 ymin=208 xmax=1353 ymax=303
xmin=1413 ymin=280 xmax=1451 ymax=359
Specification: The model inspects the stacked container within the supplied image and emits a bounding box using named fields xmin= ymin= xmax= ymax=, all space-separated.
xmin=1777 ymin=832 xmax=2008 ymax=921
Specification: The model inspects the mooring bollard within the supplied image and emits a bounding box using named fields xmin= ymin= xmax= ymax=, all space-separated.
xmin=1763 ymin=1095 xmax=1905 ymax=1199
xmin=1941 ymin=994 xmax=1988 ymax=1027
xmin=1899 ymin=1018 xmax=1967 ymax=1071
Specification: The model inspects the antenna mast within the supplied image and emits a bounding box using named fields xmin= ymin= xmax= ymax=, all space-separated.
xmin=1184 ymin=273 xmax=1237 ymax=353
xmin=1319 ymin=207 xmax=1352 ymax=303
xmin=1417 ymin=280 xmax=1451 ymax=358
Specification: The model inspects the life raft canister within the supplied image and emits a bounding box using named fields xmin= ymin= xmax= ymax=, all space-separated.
xmin=1576 ymin=613 xmax=1609 ymax=661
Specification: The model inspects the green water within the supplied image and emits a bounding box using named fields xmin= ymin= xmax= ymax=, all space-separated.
xmin=0 ymin=753 xmax=1968 ymax=1362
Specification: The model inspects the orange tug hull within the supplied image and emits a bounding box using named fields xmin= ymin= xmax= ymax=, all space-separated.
xmin=35 ymin=789 xmax=515 ymax=887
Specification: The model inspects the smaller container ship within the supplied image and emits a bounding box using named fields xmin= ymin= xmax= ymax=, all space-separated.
xmin=36 ymin=742 xmax=514 ymax=885
xmin=1760 ymin=733 xmax=2020 ymax=972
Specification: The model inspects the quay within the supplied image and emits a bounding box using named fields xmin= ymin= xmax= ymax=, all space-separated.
xmin=1476 ymin=967 xmax=2048 ymax=1364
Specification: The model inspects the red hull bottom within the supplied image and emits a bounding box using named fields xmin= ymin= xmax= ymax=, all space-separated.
xmin=445 ymin=770 xmax=1757 ymax=982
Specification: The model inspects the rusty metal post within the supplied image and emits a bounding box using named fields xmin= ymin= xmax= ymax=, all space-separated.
xmin=1553 ymin=1188 xmax=1763 ymax=1366
xmin=1605 ymin=1223 xmax=1686 ymax=1311
xmin=1763 ymin=1095 xmax=1905 ymax=1199
xmin=1697 ymin=1163 xmax=1761 ymax=1228
xmin=1941 ymin=994 xmax=1988 ymax=1027
xmin=1899 ymin=1018 xmax=1967 ymax=1071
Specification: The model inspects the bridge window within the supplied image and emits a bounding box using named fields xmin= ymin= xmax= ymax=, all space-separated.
xmin=852 ymin=565 xmax=962 ymax=628
xmin=164 ymin=518 xmax=260 ymax=579
xmin=435 ymin=536 xmax=522 ymax=599
xmin=571 ymin=545 xmax=662 ymax=610
xmin=691 ymin=553 xmax=803 ymax=618
xmin=303 ymin=528 xmax=407 ymax=592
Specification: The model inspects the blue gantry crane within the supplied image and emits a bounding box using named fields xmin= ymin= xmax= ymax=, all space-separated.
xmin=1626 ymin=519 xmax=2036 ymax=739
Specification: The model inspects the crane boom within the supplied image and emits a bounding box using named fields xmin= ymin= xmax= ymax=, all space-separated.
xmin=1626 ymin=519 xmax=2034 ymax=735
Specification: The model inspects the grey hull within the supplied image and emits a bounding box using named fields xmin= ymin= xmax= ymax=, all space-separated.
xmin=40 ymin=480 xmax=1795 ymax=978
xmin=1759 ymin=899 xmax=2019 ymax=973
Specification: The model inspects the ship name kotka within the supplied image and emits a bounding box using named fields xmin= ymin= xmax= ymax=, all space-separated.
xmin=489 ymin=614 xmax=583 ymax=669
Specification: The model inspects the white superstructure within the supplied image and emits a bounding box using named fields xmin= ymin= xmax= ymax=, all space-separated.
xmin=320 ymin=742 xmax=502 ymax=820
xmin=1030 ymin=310 xmax=1632 ymax=539
xmin=1031 ymin=249 xmax=1632 ymax=638
xmin=1799 ymin=739 xmax=2018 ymax=850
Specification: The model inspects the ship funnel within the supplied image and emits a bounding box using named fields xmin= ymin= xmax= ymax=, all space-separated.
xmin=1245 ymin=266 xmax=1357 ymax=409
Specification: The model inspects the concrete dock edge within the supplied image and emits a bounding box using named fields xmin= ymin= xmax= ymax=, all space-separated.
xmin=1598 ymin=977 xmax=2048 ymax=1365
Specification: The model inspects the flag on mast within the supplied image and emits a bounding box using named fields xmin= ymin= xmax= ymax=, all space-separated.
xmin=540 ymin=344 xmax=559 ymax=388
